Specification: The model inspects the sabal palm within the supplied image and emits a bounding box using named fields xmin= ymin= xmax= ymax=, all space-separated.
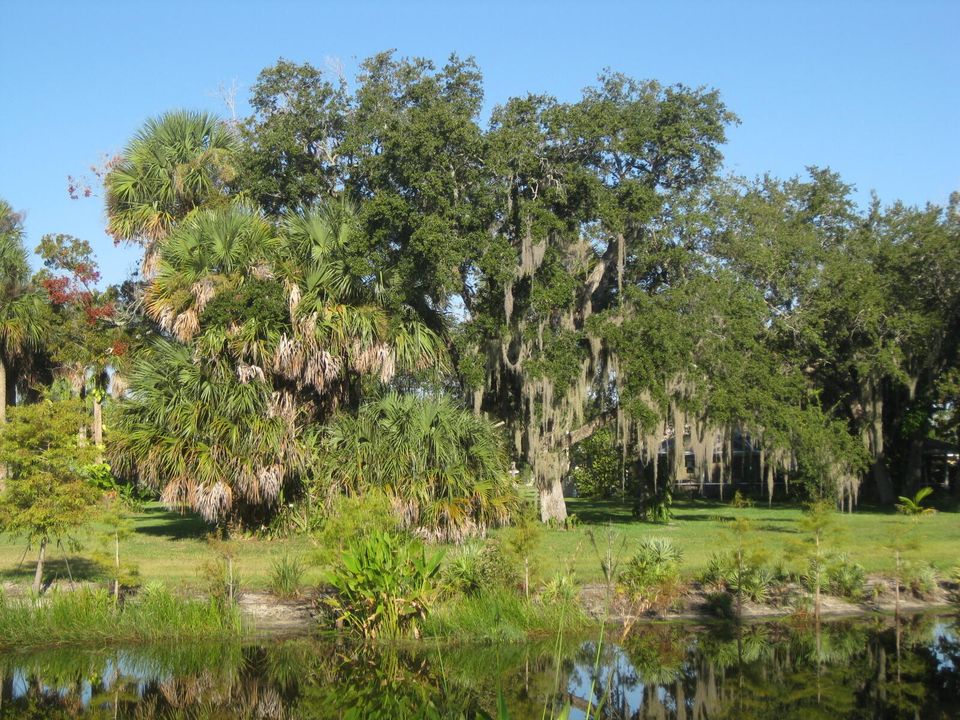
xmin=276 ymin=202 xmax=447 ymax=395
xmin=319 ymin=393 xmax=518 ymax=541
xmin=0 ymin=200 xmax=46 ymax=423
xmin=104 ymin=110 xmax=238 ymax=272
xmin=109 ymin=339 xmax=315 ymax=522
xmin=144 ymin=202 xmax=282 ymax=353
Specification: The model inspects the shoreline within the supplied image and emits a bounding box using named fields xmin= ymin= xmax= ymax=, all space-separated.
xmin=2 ymin=577 xmax=956 ymax=649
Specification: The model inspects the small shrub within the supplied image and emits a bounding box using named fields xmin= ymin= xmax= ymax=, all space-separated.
xmin=732 ymin=565 xmax=774 ymax=604
xmin=620 ymin=537 xmax=683 ymax=611
xmin=262 ymin=502 xmax=324 ymax=539
xmin=730 ymin=490 xmax=755 ymax=509
xmin=826 ymin=554 xmax=866 ymax=600
xmin=540 ymin=571 xmax=578 ymax=606
xmin=702 ymin=551 xmax=774 ymax=604
xmin=324 ymin=530 xmax=443 ymax=639
xmin=313 ymin=492 xmax=400 ymax=568
xmin=700 ymin=552 xmax=734 ymax=591
xmin=200 ymin=556 xmax=242 ymax=606
xmin=444 ymin=539 xmax=525 ymax=597
xmin=633 ymin=486 xmax=673 ymax=524
xmin=704 ymin=591 xmax=734 ymax=619
xmin=905 ymin=563 xmax=939 ymax=599
xmin=270 ymin=554 xmax=307 ymax=599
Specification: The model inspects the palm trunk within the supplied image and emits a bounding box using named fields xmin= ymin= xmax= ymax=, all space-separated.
xmin=93 ymin=396 xmax=104 ymax=446
xmin=33 ymin=539 xmax=46 ymax=594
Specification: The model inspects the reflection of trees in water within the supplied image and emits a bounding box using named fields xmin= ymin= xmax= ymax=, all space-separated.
xmin=0 ymin=616 xmax=957 ymax=718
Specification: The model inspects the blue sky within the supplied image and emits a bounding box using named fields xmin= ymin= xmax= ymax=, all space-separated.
xmin=2 ymin=0 xmax=957 ymax=286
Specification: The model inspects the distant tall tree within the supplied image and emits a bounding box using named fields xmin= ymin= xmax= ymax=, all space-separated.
xmin=0 ymin=200 xmax=46 ymax=424
xmin=34 ymin=233 xmax=130 ymax=446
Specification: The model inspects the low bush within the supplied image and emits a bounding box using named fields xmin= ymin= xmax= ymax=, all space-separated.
xmin=905 ymin=563 xmax=939 ymax=599
xmin=700 ymin=551 xmax=775 ymax=604
xmin=323 ymin=530 xmax=443 ymax=639
xmin=540 ymin=570 xmax=578 ymax=606
xmin=826 ymin=554 xmax=866 ymax=600
xmin=619 ymin=537 xmax=684 ymax=612
xmin=443 ymin=540 xmax=522 ymax=596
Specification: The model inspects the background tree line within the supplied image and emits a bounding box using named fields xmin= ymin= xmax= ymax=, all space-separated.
xmin=2 ymin=51 xmax=958 ymax=528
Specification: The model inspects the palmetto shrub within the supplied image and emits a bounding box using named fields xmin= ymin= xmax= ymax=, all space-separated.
xmin=701 ymin=551 xmax=774 ymax=603
xmin=825 ymin=554 xmax=866 ymax=600
xmin=317 ymin=393 xmax=520 ymax=542
xmin=620 ymin=538 xmax=684 ymax=611
xmin=323 ymin=530 xmax=443 ymax=639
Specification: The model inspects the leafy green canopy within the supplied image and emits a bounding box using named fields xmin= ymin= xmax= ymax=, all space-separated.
xmin=0 ymin=399 xmax=100 ymax=547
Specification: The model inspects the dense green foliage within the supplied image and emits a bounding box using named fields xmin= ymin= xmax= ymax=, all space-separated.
xmin=0 ymin=50 xmax=958 ymax=543
xmin=318 ymin=393 xmax=517 ymax=541
xmin=323 ymin=530 xmax=443 ymax=638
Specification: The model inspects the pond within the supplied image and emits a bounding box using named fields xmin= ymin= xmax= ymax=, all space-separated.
xmin=0 ymin=613 xmax=957 ymax=718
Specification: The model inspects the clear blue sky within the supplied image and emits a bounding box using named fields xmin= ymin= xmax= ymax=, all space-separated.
xmin=2 ymin=0 xmax=957 ymax=286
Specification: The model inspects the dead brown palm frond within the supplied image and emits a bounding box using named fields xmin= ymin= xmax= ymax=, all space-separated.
xmin=173 ymin=309 xmax=200 ymax=342
xmin=192 ymin=277 xmax=217 ymax=313
xmin=236 ymin=362 xmax=266 ymax=384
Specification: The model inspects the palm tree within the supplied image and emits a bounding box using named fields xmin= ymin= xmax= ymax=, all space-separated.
xmin=104 ymin=110 xmax=238 ymax=274
xmin=0 ymin=200 xmax=46 ymax=424
xmin=143 ymin=202 xmax=282 ymax=347
xmin=318 ymin=393 xmax=518 ymax=542
xmin=112 ymin=201 xmax=448 ymax=522
xmin=895 ymin=486 xmax=937 ymax=517
xmin=108 ymin=339 xmax=315 ymax=523
xmin=276 ymin=201 xmax=447 ymax=402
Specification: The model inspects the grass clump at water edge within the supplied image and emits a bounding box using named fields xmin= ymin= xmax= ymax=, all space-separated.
xmin=0 ymin=583 xmax=242 ymax=649
xmin=421 ymin=587 xmax=589 ymax=643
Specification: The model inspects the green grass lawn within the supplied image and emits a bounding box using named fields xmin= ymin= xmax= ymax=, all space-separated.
xmin=0 ymin=503 xmax=326 ymax=591
xmin=0 ymin=498 xmax=956 ymax=591
xmin=519 ymin=498 xmax=960 ymax=584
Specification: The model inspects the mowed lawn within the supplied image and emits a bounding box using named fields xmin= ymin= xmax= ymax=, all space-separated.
xmin=522 ymin=498 xmax=960 ymax=583
xmin=0 ymin=498 xmax=957 ymax=590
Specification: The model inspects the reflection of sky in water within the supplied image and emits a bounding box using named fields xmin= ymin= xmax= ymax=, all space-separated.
xmin=566 ymin=643 xmax=646 ymax=719
xmin=8 ymin=649 xmax=170 ymax=707
xmin=933 ymin=622 xmax=957 ymax=673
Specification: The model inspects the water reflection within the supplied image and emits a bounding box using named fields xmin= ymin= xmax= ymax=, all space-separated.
xmin=0 ymin=614 xmax=957 ymax=718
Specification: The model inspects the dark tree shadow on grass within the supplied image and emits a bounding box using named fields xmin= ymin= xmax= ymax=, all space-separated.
xmin=0 ymin=555 xmax=109 ymax=587
xmin=133 ymin=505 xmax=209 ymax=540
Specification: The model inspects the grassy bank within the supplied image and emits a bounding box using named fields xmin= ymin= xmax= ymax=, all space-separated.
xmin=422 ymin=589 xmax=589 ymax=643
xmin=0 ymin=585 xmax=242 ymax=649
xmin=0 ymin=499 xmax=957 ymax=591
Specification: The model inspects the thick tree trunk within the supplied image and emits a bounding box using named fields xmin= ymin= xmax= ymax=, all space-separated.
xmin=539 ymin=476 xmax=567 ymax=523
xmin=33 ymin=539 xmax=46 ymax=594
xmin=871 ymin=458 xmax=894 ymax=504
